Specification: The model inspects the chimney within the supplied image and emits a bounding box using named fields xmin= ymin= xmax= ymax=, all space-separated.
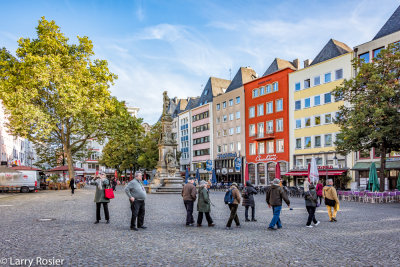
xmin=292 ymin=58 xmax=300 ymax=70
xmin=303 ymin=59 xmax=312 ymax=68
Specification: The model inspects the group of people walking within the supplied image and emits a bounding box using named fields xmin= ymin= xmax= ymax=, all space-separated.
xmin=91 ymin=172 xmax=340 ymax=231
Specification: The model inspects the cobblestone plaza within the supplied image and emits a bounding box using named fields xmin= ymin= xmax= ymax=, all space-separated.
xmin=0 ymin=187 xmax=399 ymax=266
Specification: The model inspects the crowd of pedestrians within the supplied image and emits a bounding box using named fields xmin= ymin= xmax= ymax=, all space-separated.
xmin=90 ymin=172 xmax=341 ymax=231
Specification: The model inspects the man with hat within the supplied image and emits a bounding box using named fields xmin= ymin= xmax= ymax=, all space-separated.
xmin=226 ymin=182 xmax=241 ymax=230
xmin=182 ymin=177 xmax=197 ymax=226
xmin=266 ymin=178 xmax=290 ymax=230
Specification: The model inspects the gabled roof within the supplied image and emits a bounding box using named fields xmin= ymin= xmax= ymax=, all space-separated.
xmin=373 ymin=5 xmax=400 ymax=40
xmin=171 ymin=98 xmax=187 ymax=118
xmin=184 ymin=97 xmax=200 ymax=111
xmin=310 ymin=39 xmax=352 ymax=66
xmin=225 ymin=67 xmax=257 ymax=93
xmin=263 ymin=58 xmax=297 ymax=76
xmin=197 ymin=77 xmax=231 ymax=105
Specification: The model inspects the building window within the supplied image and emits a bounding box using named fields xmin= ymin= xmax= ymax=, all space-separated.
xmin=295 ymin=82 xmax=301 ymax=91
xmin=325 ymin=114 xmax=332 ymax=124
xmin=266 ymin=84 xmax=272 ymax=93
xmin=229 ymin=113 xmax=234 ymax=121
xmin=373 ymin=47 xmax=383 ymax=59
xmin=217 ymin=131 xmax=221 ymax=137
xmin=314 ymin=95 xmax=320 ymax=106
xmin=216 ymin=104 xmax=220 ymax=111
xmin=223 ymin=144 xmax=228 ymax=152
xmin=315 ymin=136 xmax=321 ymax=147
xmin=335 ymin=69 xmax=343 ymax=80
xmin=257 ymin=123 xmax=264 ymax=138
xmin=295 ymin=100 xmax=301 ymax=110
xmin=305 ymin=117 xmax=311 ymax=127
xmin=249 ymin=143 xmax=256 ymax=155
xmin=260 ymin=86 xmax=265 ymax=95
xmin=359 ymin=52 xmax=370 ymax=63
xmin=314 ymin=76 xmax=320 ymax=86
xmin=229 ymin=128 xmax=234 ymax=135
xmin=276 ymin=99 xmax=283 ymax=112
xmin=267 ymin=141 xmax=274 ymax=153
xmin=249 ymin=107 xmax=255 ymax=118
xmin=236 ymin=111 xmax=240 ymax=119
xmin=229 ymin=99 xmax=233 ymax=106
xmin=223 ymin=129 xmax=227 ymax=136
xmin=258 ymin=142 xmax=265 ymax=154
xmin=257 ymin=104 xmax=264 ymax=116
xmin=266 ymin=102 xmax=273 ymax=114
xmin=223 ymin=115 xmax=227 ymax=122
xmin=276 ymin=119 xmax=283 ymax=132
xmin=304 ymin=79 xmax=311 ymax=89
xmin=217 ymin=145 xmax=222 ymax=153
xmin=236 ymin=96 xmax=240 ymax=104
xmin=216 ymin=117 xmax=220 ymax=124
xmin=252 ymin=89 xmax=259 ymax=98
xmin=237 ymin=142 xmax=241 ymax=151
xmin=223 ymin=101 xmax=227 ymax=109
xmin=236 ymin=126 xmax=241 ymax=134
xmin=249 ymin=124 xmax=255 ymax=136
xmin=325 ymin=134 xmax=332 ymax=146
xmin=324 ymin=72 xmax=331 ymax=83
xmin=295 ymin=138 xmax=302 ymax=149
xmin=277 ymin=140 xmax=284 ymax=152
xmin=324 ymin=92 xmax=331 ymax=104
xmin=304 ymin=137 xmax=311 ymax=148
xmin=230 ymin=142 xmax=234 ymax=151
xmin=295 ymin=119 xmax=301 ymax=129
xmin=267 ymin=120 xmax=273 ymax=133
xmin=273 ymin=82 xmax=278 ymax=92
xmin=314 ymin=115 xmax=321 ymax=126
xmin=193 ymin=148 xmax=210 ymax=156
xmin=304 ymin=98 xmax=310 ymax=108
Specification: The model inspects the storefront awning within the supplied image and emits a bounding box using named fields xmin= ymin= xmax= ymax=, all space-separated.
xmin=352 ymin=161 xmax=400 ymax=170
xmin=284 ymin=170 xmax=347 ymax=176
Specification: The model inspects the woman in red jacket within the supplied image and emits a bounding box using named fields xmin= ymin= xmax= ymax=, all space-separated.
xmin=316 ymin=181 xmax=324 ymax=205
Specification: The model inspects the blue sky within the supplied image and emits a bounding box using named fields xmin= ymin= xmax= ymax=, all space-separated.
xmin=1 ymin=0 xmax=399 ymax=124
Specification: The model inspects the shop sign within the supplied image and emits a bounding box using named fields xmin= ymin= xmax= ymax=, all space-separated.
xmin=221 ymin=168 xmax=228 ymax=175
xmin=255 ymin=154 xmax=277 ymax=162
xmin=216 ymin=169 xmax=221 ymax=173
xmin=228 ymin=169 xmax=234 ymax=173
xmin=206 ymin=160 xmax=213 ymax=171
xmin=234 ymin=157 xmax=241 ymax=172
xmin=317 ymin=165 xmax=333 ymax=169
xmin=217 ymin=153 xmax=237 ymax=159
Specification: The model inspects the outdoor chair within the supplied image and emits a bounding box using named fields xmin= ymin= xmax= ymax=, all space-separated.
xmin=352 ymin=191 xmax=360 ymax=202
xmin=358 ymin=191 xmax=366 ymax=202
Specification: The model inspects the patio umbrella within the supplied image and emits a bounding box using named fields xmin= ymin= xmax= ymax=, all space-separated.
xmin=196 ymin=168 xmax=200 ymax=184
xmin=185 ymin=168 xmax=189 ymax=184
xmin=245 ymin=163 xmax=249 ymax=183
xmin=275 ymin=162 xmax=281 ymax=180
xmin=369 ymin=162 xmax=380 ymax=192
xmin=309 ymin=157 xmax=319 ymax=184
xmin=397 ymin=172 xmax=400 ymax=190
xmin=307 ymin=163 xmax=311 ymax=183
xmin=211 ymin=169 xmax=217 ymax=184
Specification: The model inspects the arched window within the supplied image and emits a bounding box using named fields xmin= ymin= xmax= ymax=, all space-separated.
xmin=257 ymin=163 xmax=266 ymax=185
xmin=248 ymin=163 xmax=256 ymax=185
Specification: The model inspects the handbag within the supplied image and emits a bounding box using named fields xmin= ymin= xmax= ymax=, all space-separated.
xmin=104 ymin=188 xmax=115 ymax=199
xmin=325 ymin=197 xmax=336 ymax=206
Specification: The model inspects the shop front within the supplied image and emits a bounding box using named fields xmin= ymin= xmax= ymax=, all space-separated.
xmin=247 ymin=155 xmax=288 ymax=186
xmin=352 ymin=160 xmax=400 ymax=190
xmin=215 ymin=153 xmax=243 ymax=184
xmin=285 ymin=166 xmax=348 ymax=186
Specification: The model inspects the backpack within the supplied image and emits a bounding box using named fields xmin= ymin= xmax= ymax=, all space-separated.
xmin=224 ymin=189 xmax=234 ymax=204
xmin=242 ymin=187 xmax=249 ymax=199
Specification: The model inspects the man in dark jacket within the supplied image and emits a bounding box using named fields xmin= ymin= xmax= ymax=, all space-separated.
xmin=182 ymin=178 xmax=197 ymax=226
xmin=266 ymin=178 xmax=290 ymax=230
xmin=242 ymin=180 xmax=258 ymax=222
xmin=305 ymin=184 xmax=320 ymax=228
xmin=226 ymin=182 xmax=241 ymax=230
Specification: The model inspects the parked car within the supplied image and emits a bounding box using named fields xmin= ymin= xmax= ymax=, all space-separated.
xmin=0 ymin=166 xmax=40 ymax=193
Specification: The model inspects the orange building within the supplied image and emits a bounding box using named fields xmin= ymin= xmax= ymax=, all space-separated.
xmin=244 ymin=59 xmax=297 ymax=185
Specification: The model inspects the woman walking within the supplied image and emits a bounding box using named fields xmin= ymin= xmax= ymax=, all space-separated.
xmin=316 ymin=181 xmax=323 ymax=205
xmin=69 ymin=177 xmax=75 ymax=195
xmin=242 ymin=180 xmax=258 ymax=222
xmin=323 ymin=179 xmax=340 ymax=222
xmin=304 ymin=184 xmax=320 ymax=228
xmin=197 ymin=181 xmax=215 ymax=227
xmin=94 ymin=173 xmax=110 ymax=224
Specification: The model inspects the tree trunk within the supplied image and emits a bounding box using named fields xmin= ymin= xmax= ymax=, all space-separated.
xmin=65 ymin=146 xmax=75 ymax=182
xmin=380 ymin=145 xmax=386 ymax=192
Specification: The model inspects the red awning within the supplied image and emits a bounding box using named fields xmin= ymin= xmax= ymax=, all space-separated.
xmin=10 ymin=166 xmax=42 ymax=171
xmin=284 ymin=170 xmax=347 ymax=176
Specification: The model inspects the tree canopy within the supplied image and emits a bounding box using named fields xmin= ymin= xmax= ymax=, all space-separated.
xmin=0 ymin=17 xmax=120 ymax=178
xmin=333 ymin=43 xmax=400 ymax=191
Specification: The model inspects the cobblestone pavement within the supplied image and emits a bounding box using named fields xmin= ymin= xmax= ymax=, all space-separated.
xmin=0 ymin=186 xmax=399 ymax=267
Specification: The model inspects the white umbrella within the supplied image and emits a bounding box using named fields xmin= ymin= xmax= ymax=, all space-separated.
xmin=309 ymin=157 xmax=319 ymax=184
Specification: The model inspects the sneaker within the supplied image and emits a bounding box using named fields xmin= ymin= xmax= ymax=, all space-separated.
xmin=130 ymin=227 xmax=138 ymax=231
xmin=251 ymin=219 xmax=257 ymax=222
xmin=314 ymin=221 xmax=320 ymax=226
xmin=245 ymin=219 xmax=250 ymax=222
xmin=306 ymin=225 xmax=313 ymax=228
xmin=106 ymin=220 xmax=110 ymax=224
xmin=225 ymin=227 xmax=232 ymax=230
xmin=208 ymin=223 xmax=215 ymax=227
xmin=139 ymin=226 xmax=147 ymax=229
xmin=186 ymin=223 xmax=194 ymax=227
xmin=267 ymin=227 xmax=276 ymax=231
xmin=332 ymin=218 xmax=337 ymax=222
xmin=277 ymin=226 xmax=282 ymax=229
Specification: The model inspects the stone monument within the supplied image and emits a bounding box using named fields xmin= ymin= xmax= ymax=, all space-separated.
xmin=150 ymin=91 xmax=184 ymax=193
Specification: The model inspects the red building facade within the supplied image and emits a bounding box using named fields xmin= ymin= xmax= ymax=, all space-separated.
xmin=244 ymin=67 xmax=294 ymax=185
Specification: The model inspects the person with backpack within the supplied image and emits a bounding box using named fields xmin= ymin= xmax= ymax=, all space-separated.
xmin=323 ymin=179 xmax=340 ymax=222
xmin=225 ymin=182 xmax=241 ymax=230
xmin=181 ymin=177 xmax=197 ymax=226
xmin=242 ymin=180 xmax=258 ymax=222
xmin=304 ymin=184 xmax=320 ymax=228
xmin=266 ymin=178 xmax=290 ymax=230
xmin=197 ymin=180 xmax=215 ymax=227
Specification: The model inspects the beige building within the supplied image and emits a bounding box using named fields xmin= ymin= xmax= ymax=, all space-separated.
xmin=212 ymin=67 xmax=257 ymax=183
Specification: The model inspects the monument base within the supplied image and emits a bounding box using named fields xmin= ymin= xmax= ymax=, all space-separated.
xmin=150 ymin=172 xmax=184 ymax=194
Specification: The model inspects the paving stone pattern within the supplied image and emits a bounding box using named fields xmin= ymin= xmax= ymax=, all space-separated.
xmin=0 ymin=186 xmax=399 ymax=266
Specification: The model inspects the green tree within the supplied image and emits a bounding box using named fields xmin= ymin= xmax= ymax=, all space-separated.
xmin=333 ymin=43 xmax=400 ymax=191
xmin=0 ymin=17 xmax=118 ymax=179
xmin=138 ymin=122 xmax=161 ymax=171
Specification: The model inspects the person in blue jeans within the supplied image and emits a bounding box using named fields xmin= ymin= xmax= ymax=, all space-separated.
xmin=266 ymin=178 xmax=290 ymax=230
